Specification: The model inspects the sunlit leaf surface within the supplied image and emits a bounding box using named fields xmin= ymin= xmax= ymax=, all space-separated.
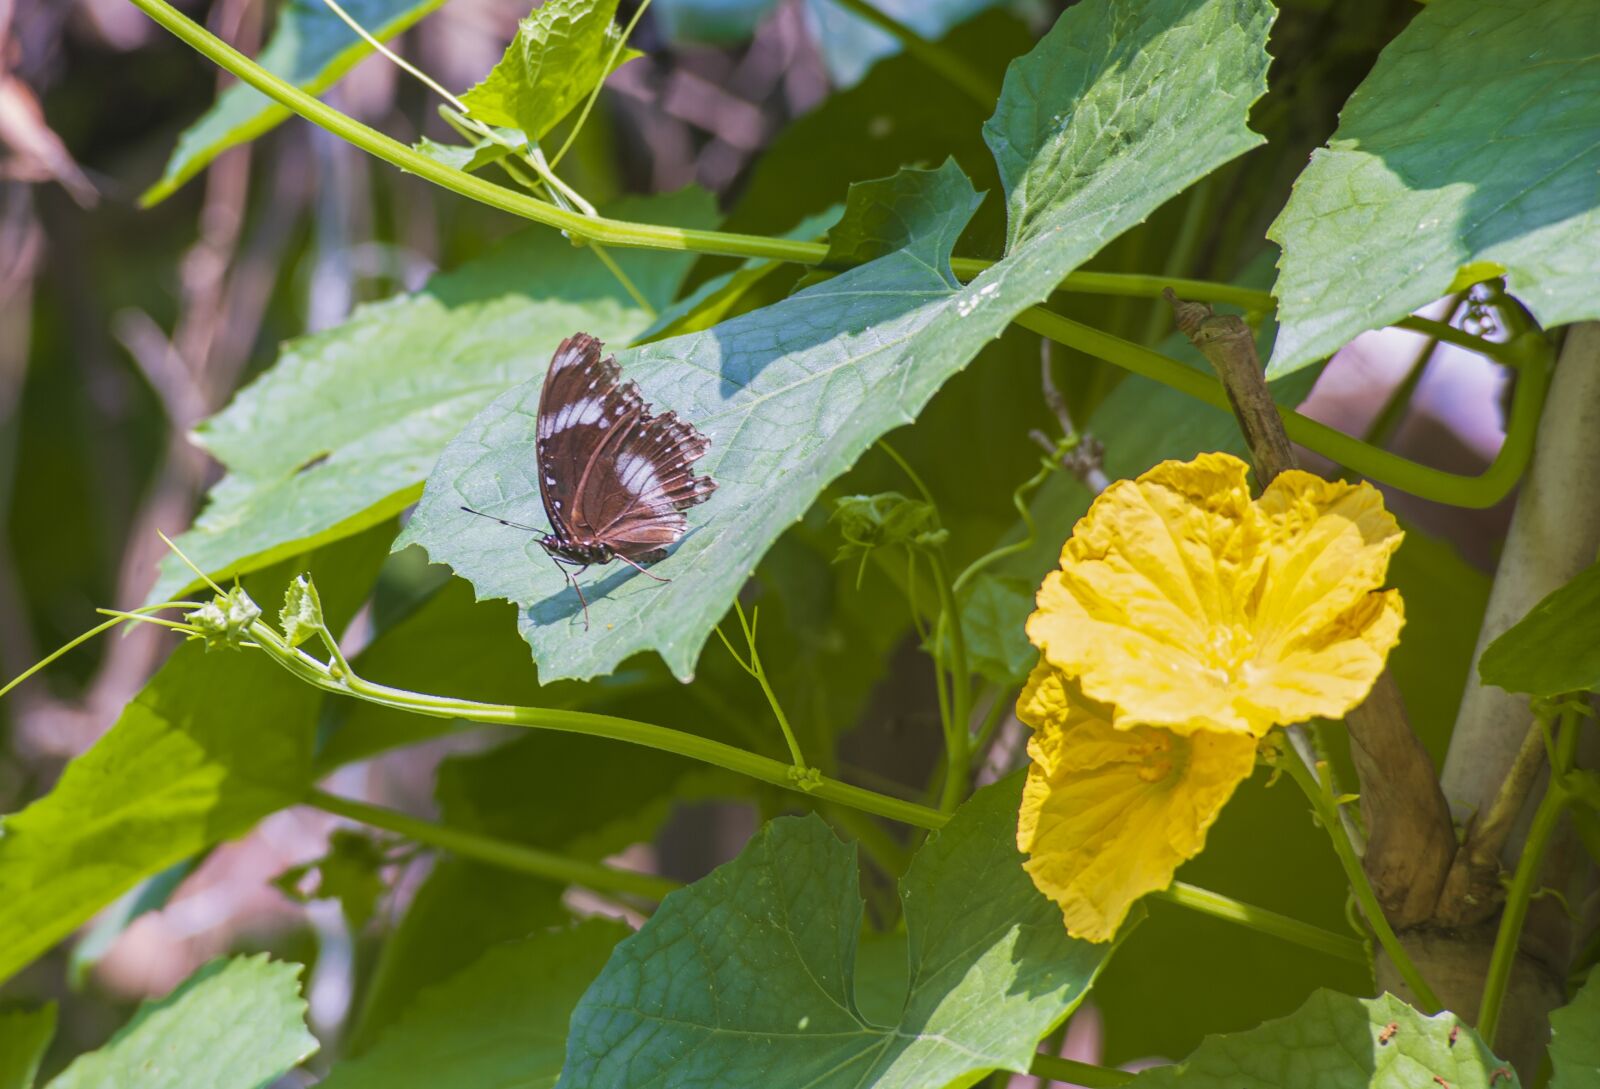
xmin=400 ymin=0 xmax=1275 ymax=680
xmin=1267 ymin=0 xmax=1600 ymax=376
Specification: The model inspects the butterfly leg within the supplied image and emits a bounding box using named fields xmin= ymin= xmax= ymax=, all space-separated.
xmin=613 ymin=553 xmax=670 ymax=583
xmin=548 ymin=556 xmax=592 ymax=630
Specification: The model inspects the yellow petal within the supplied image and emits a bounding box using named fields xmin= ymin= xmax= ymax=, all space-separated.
xmin=1015 ymin=665 xmax=1258 ymax=942
xmin=1239 ymin=589 xmax=1405 ymax=727
xmin=1026 ymin=453 xmax=1266 ymax=735
xmin=1025 ymin=453 xmax=1405 ymax=737
xmin=1251 ymin=471 xmax=1404 ymax=650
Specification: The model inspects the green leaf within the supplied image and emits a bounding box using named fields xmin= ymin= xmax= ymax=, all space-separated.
xmin=147 ymin=189 xmax=715 ymax=606
xmin=1478 ymin=559 xmax=1600 ymax=697
xmin=143 ymin=0 xmax=449 ymax=204
xmin=347 ymin=859 xmax=571 ymax=1054
xmin=1266 ymin=0 xmax=1600 ymax=377
xmin=958 ymin=573 xmax=1036 ymax=685
xmin=1125 ymin=990 xmax=1516 ymax=1089
xmin=278 ymin=573 xmax=325 ymax=648
xmin=47 ymin=956 xmax=317 ymax=1089
xmin=401 ymin=0 xmax=1275 ymax=681
xmin=322 ymin=920 xmax=625 ymax=1089
xmin=459 ymin=0 xmax=642 ymax=139
xmin=636 ymin=207 xmax=842 ymax=343
xmin=819 ymin=165 xmax=971 ymax=269
xmin=0 ymin=1005 xmax=55 ymax=1089
xmin=558 ymin=776 xmax=1113 ymax=1088
xmin=411 ymin=125 xmax=524 ymax=176
xmin=0 ymin=531 xmax=386 ymax=986
xmin=1551 ymin=964 xmax=1600 ymax=1089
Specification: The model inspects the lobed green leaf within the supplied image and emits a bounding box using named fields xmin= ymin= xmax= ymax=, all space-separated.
xmin=458 ymin=0 xmax=641 ymax=139
xmin=1266 ymin=0 xmax=1600 ymax=376
xmin=1125 ymin=990 xmax=1516 ymax=1089
xmin=558 ymin=776 xmax=1114 ymax=1089
xmin=147 ymin=190 xmax=714 ymax=606
xmin=46 ymin=956 xmax=317 ymax=1089
xmin=401 ymin=0 xmax=1276 ymax=681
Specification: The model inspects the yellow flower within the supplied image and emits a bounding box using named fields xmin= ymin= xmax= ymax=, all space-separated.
xmin=1026 ymin=452 xmax=1404 ymax=738
xmin=1016 ymin=662 xmax=1256 ymax=942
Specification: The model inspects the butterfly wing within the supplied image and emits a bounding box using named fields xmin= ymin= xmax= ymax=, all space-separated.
xmin=583 ymin=401 xmax=716 ymax=561
xmin=536 ymin=333 xmax=621 ymax=541
xmin=538 ymin=333 xmax=716 ymax=564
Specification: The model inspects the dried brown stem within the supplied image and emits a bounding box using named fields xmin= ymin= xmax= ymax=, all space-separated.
xmin=1163 ymin=288 xmax=1294 ymax=481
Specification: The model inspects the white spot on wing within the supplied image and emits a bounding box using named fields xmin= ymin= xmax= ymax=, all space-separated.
xmin=546 ymin=397 xmax=605 ymax=434
xmin=615 ymin=453 xmax=663 ymax=499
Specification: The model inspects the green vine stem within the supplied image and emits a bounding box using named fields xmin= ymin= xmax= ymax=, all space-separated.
xmin=326 ymin=670 xmax=1342 ymax=959
xmin=1156 ymin=880 xmax=1366 ymax=965
xmin=126 ymin=0 xmax=1265 ymax=308
xmin=128 ymin=0 xmax=1536 ymax=510
xmin=0 ymin=594 xmax=1374 ymax=971
xmin=1477 ymin=705 xmax=1581 ymax=1045
xmin=713 ymin=602 xmax=808 ymax=771
xmin=1278 ymin=742 xmax=1443 ymax=1012
xmin=0 ymin=602 xmax=200 ymax=700
xmin=951 ymin=446 xmax=1058 ymax=596
xmin=255 ymin=616 xmax=938 ymax=827
xmin=875 ymin=440 xmax=973 ymax=811
xmin=308 ymin=788 xmax=680 ymax=901
xmin=1016 ymin=307 xmax=1548 ymax=509
xmin=829 ymin=0 xmax=1000 ymax=107
xmin=928 ymin=550 xmax=972 ymax=812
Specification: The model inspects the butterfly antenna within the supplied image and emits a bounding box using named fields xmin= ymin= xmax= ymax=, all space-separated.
xmin=613 ymin=553 xmax=671 ymax=583
xmin=460 ymin=505 xmax=546 ymax=535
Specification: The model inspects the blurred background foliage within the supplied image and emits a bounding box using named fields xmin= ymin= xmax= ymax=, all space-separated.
xmin=0 ymin=0 xmax=1514 ymax=1077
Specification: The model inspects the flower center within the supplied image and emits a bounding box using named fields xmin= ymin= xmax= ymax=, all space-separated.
xmin=1201 ymin=624 xmax=1257 ymax=685
xmin=1131 ymin=729 xmax=1190 ymax=785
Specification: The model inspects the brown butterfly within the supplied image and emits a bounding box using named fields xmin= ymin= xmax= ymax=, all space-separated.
xmin=463 ymin=333 xmax=716 ymax=627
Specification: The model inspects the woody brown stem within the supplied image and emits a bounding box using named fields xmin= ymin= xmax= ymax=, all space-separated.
xmin=1164 ymin=289 xmax=1295 ymax=481
xmin=1164 ymin=290 xmax=1456 ymax=930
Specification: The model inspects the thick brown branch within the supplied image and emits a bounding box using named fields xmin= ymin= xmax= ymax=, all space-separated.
xmin=1344 ymin=674 xmax=1456 ymax=926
